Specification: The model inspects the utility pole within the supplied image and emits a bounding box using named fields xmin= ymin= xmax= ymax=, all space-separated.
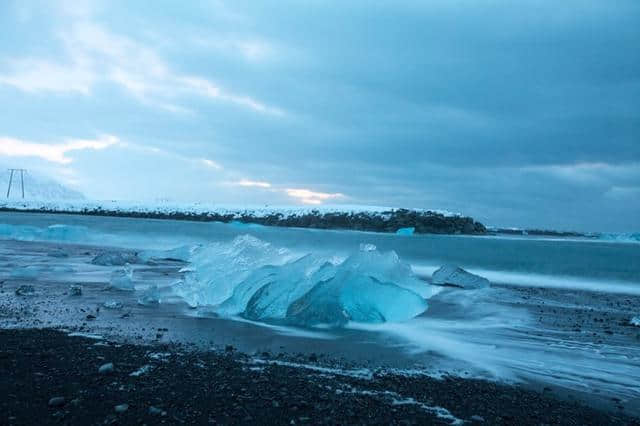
xmin=6 ymin=169 xmax=26 ymax=199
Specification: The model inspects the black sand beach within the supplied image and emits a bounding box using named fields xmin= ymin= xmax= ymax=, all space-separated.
xmin=2 ymin=328 xmax=639 ymax=425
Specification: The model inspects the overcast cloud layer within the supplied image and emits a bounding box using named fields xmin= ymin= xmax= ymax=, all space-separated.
xmin=0 ymin=0 xmax=638 ymax=232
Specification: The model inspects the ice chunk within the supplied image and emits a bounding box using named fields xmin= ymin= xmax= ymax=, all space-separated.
xmin=173 ymin=235 xmax=294 ymax=307
xmin=359 ymin=243 xmax=376 ymax=252
xmin=631 ymin=316 xmax=640 ymax=327
xmin=396 ymin=227 xmax=415 ymax=236
xmin=223 ymin=254 xmax=331 ymax=320
xmin=431 ymin=265 xmax=490 ymax=289
xmin=285 ymin=249 xmax=431 ymax=326
xmin=109 ymin=264 xmax=134 ymax=290
xmin=287 ymin=273 xmax=428 ymax=326
xmin=92 ymin=251 xmax=138 ymax=266
xmin=103 ymin=300 xmax=123 ymax=309
xmin=138 ymin=285 xmax=161 ymax=306
xmin=172 ymin=234 xmax=436 ymax=326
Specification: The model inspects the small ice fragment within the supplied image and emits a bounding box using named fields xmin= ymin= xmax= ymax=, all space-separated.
xmin=432 ymin=265 xmax=490 ymax=289
xmin=109 ymin=264 xmax=134 ymax=291
xmin=98 ymin=362 xmax=114 ymax=374
xmin=69 ymin=285 xmax=82 ymax=296
xmin=631 ymin=316 xmax=640 ymax=326
xmin=15 ymin=284 xmax=35 ymax=296
xmin=114 ymin=403 xmax=129 ymax=413
xmin=103 ymin=300 xmax=123 ymax=309
xmin=138 ymin=285 xmax=160 ymax=306
xmin=359 ymin=243 xmax=376 ymax=252
xmin=396 ymin=227 xmax=415 ymax=236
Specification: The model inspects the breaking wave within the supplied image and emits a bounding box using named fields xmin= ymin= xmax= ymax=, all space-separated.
xmin=597 ymin=232 xmax=640 ymax=243
xmin=168 ymin=235 xmax=439 ymax=326
xmin=0 ymin=223 xmax=89 ymax=242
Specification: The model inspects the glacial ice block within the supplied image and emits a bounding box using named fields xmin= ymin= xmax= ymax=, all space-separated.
xmin=241 ymin=255 xmax=336 ymax=321
xmin=282 ymin=247 xmax=432 ymax=326
xmin=109 ymin=264 xmax=135 ymax=290
xmin=173 ymin=235 xmax=294 ymax=307
xmin=286 ymin=271 xmax=428 ymax=326
xmin=173 ymin=235 xmax=435 ymax=326
xmin=431 ymin=265 xmax=490 ymax=289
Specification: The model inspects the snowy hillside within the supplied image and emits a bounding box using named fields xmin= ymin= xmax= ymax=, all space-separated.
xmin=0 ymin=170 xmax=84 ymax=201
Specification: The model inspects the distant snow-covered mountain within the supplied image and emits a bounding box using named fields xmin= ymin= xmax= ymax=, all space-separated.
xmin=0 ymin=170 xmax=84 ymax=200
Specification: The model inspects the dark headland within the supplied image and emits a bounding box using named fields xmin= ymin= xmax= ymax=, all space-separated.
xmin=0 ymin=205 xmax=488 ymax=235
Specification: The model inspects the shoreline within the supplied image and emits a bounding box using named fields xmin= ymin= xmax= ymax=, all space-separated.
xmin=0 ymin=205 xmax=487 ymax=235
xmin=2 ymin=327 xmax=638 ymax=425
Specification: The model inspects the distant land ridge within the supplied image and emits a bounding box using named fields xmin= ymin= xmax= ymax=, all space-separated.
xmin=0 ymin=201 xmax=487 ymax=235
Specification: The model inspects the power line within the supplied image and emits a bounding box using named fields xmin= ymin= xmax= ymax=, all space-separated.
xmin=6 ymin=169 xmax=26 ymax=199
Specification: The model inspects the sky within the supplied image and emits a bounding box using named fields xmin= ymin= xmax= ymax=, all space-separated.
xmin=0 ymin=0 xmax=638 ymax=232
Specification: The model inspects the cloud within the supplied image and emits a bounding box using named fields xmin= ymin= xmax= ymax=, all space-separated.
xmin=0 ymin=135 xmax=118 ymax=164
xmin=117 ymin=142 xmax=224 ymax=171
xmin=0 ymin=15 xmax=282 ymax=115
xmin=285 ymin=188 xmax=345 ymax=205
xmin=200 ymin=158 xmax=223 ymax=170
xmin=234 ymin=179 xmax=272 ymax=188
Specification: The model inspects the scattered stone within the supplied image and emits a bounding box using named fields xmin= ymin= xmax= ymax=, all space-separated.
xmin=148 ymin=406 xmax=165 ymax=416
xmin=471 ymin=415 xmax=485 ymax=422
xmin=114 ymin=403 xmax=129 ymax=413
xmin=99 ymin=362 xmax=114 ymax=374
xmin=225 ymin=345 xmax=235 ymax=352
xmin=86 ymin=314 xmax=96 ymax=320
xmin=15 ymin=285 xmax=35 ymax=296
xmin=69 ymin=285 xmax=82 ymax=296
xmin=48 ymin=396 xmax=66 ymax=407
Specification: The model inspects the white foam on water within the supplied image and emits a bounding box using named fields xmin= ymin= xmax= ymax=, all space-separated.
xmin=347 ymin=310 xmax=640 ymax=402
xmin=249 ymin=358 xmax=374 ymax=380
